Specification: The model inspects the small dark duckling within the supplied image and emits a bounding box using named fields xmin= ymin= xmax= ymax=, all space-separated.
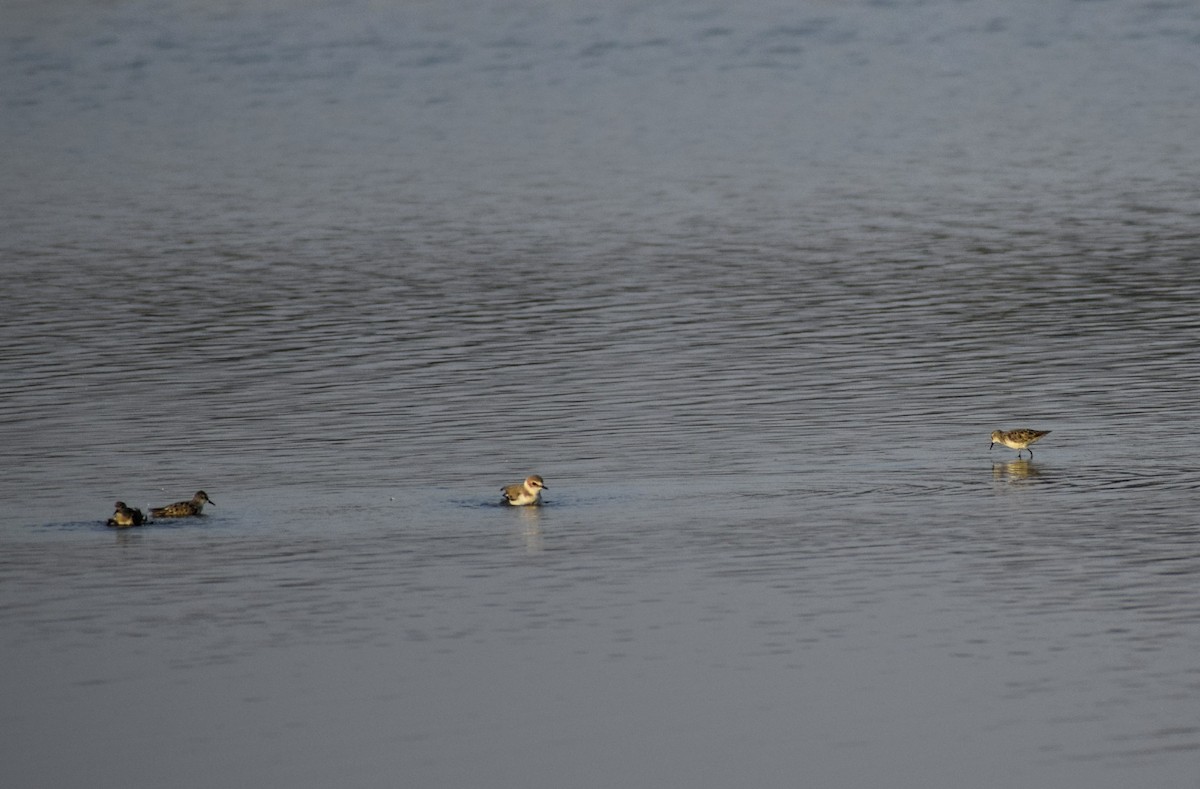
xmin=150 ymin=490 xmax=214 ymax=518
xmin=106 ymin=501 xmax=145 ymax=528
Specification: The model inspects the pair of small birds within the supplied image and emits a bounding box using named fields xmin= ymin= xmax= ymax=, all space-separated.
xmin=500 ymin=430 xmax=1047 ymax=508
xmin=106 ymin=491 xmax=214 ymax=528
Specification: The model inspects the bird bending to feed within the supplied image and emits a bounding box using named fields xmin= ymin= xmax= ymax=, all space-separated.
xmin=150 ymin=490 xmax=214 ymax=517
xmin=990 ymin=429 xmax=1050 ymax=459
xmin=106 ymin=501 xmax=145 ymax=528
xmin=501 ymin=475 xmax=547 ymax=506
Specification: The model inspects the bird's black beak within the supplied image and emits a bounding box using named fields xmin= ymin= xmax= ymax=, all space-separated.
xmin=988 ymin=442 xmax=994 ymax=450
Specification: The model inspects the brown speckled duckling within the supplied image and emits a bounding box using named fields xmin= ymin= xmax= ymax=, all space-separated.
xmin=150 ymin=490 xmax=214 ymax=517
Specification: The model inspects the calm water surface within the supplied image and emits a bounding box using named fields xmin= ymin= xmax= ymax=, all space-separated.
xmin=3 ymin=0 xmax=1200 ymax=787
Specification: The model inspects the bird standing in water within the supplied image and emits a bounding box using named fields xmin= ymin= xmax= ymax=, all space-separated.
xmin=990 ymin=429 xmax=1051 ymax=459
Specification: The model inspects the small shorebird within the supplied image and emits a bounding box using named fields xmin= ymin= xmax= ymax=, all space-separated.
xmin=990 ymin=429 xmax=1051 ymax=459
xmin=106 ymin=501 xmax=145 ymax=528
xmin=501 ymin=475 xmax=547 ymax=506
xmin=150 ymin=490 xmax=214 ymax=517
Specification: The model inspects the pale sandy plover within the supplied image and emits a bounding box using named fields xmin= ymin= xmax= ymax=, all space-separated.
xmin=501 ymin=475 xmax=547 ymax=506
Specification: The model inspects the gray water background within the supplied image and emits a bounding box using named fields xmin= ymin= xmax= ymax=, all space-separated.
xmin=3 ymin=0 xmax=1200 ymax=786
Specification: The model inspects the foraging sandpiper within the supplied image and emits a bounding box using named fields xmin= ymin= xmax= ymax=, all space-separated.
xmin=989 ymin=429 xmax=1051 ymax=459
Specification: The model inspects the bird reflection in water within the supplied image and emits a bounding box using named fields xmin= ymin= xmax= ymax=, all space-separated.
xmin=516 ymin=505 xmax=543 ymax=554
xmin=992 ymin=458 xmax=1043 ymax=483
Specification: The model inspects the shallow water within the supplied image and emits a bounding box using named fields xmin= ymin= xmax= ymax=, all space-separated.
xmin=3 ymin=0 xmax=1200 ymax=787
